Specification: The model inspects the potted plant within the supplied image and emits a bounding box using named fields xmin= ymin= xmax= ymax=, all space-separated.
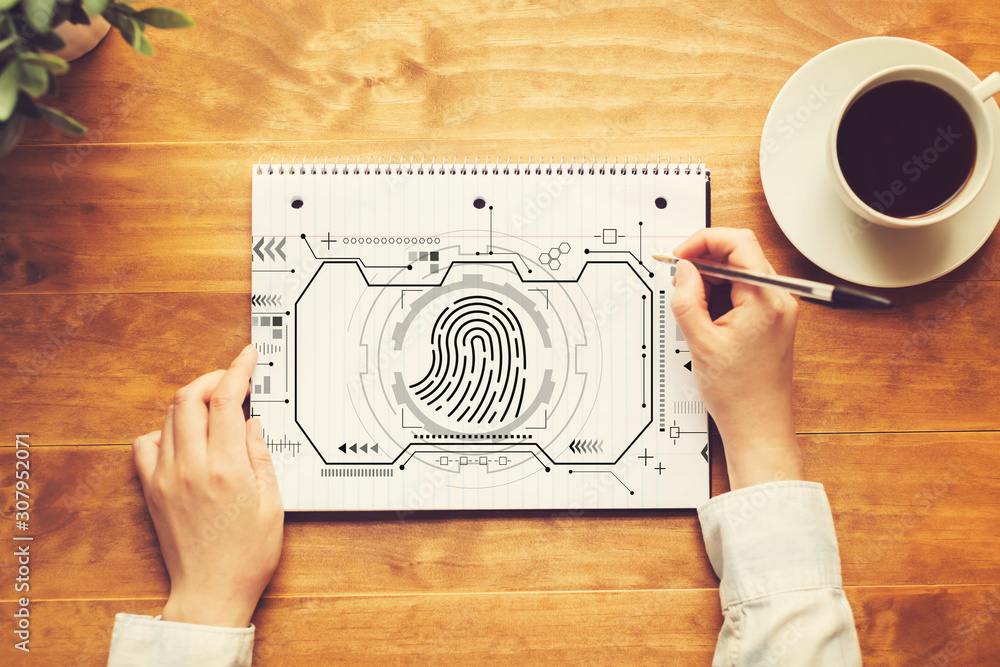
xmin=0 ymin=1 xmax=193 ymax=157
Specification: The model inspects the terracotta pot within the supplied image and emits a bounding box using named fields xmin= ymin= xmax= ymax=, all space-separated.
xmin=48 ymin=16 xmax=112 ymax=61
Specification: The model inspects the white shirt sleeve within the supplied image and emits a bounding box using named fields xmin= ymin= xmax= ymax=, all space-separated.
xmin=107 ymin=613 xmax=254 ymax=667
xmin=698 ymin=480 xmax=862 ymax=666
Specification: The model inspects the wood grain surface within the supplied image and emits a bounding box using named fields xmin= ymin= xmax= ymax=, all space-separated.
xmin=2 ymin=0 xmax=999 ymax=664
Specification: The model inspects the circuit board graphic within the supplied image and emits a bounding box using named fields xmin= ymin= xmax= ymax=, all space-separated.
xmin=251 ymin=159 xmax=710 ymax=511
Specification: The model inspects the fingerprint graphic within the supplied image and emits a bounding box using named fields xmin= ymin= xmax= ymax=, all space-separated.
xmin=408 ymin=295 xmax=527 ymax=425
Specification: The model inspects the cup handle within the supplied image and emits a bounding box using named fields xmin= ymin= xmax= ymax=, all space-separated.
xmin=974 ymin=72 xmax=1000 ymax=102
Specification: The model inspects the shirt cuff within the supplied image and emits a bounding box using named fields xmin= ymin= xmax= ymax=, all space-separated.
xmin=697 ymin=480 xmax=843 ymax=611
xmin=107 ymin=613 xmax=255 ymax=667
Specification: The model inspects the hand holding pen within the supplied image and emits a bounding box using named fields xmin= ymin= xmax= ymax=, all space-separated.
xmin=667 ymin=228 xmax=805 ymax=490
xmin=654 ymin=247 xmax=892 ymax=309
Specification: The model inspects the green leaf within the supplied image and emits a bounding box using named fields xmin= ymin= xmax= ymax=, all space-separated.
xmin=107 ymin=9 xmax=136 ymax=48
xmin=20 ymin=52 xmax=70 ymax=75
xmin=15 ymin=91 xmax=41 ymax=118
xmin=37 ymin=103 xmax=87 ymax=133
xmin=24 ymin=0 xmax=58 ymax=33
xmin=82 ymin=0 xmax=108 ymax=16
xmin=118 ymin=5 xmax=146 ymax=32
xmin=18 ymin=61 xmax=49 ymax=97
xmin=0 ymin=61 xmax=18 ymax=121
xmin=69 ymin=3 xmax=91 ymax=25
xmin=0 ymin=112 xmax=25 ymax=158
xmin=0 ymin=34 xmax=18 ymax=53
xmin=135 ymin=25 xmax=153 ymax=56
xmin=129 ymin=16 xmax=142 ymax=51
xmin=51 ymin=3 xmax=73 ymax=28
xmin=0 ymin=0 xmax=20 ymax=11
xmin=28 ymin=29 xmax=65 ymax=51
xmin=134 ymin=7 xmax=194 ymax=29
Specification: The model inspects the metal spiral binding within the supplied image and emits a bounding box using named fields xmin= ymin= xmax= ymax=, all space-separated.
xmin=256 ymin=156 xmax=705 ymax=176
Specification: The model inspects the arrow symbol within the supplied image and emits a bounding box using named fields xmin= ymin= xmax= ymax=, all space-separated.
xmin=350 ymin=444 xmax=357 ymax=453
xmin=253 ymin=238 xmax=266 ymax=261
xmin=339 ymin=443 xmax=347 ymax=453
xmin=684 ymin=360 xmax=692 ymax=372
xmin=275 ymin=238 xmax=286 ymax=260
xmin=361 ymin=444 xmax=368 ymax=453
xmin=264 ymin=238 xmax=276 ymax=260
xmin=701 ymin=444 xmax=709 ymax=462
xmin=372 ymin=444 xmax=379 ymax=453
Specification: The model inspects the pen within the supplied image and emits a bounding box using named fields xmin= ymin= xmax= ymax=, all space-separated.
xmin=651 ymin=255 xmax=893 ymax=309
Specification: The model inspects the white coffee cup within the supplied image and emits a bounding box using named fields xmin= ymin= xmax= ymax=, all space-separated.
xmin=828 ymin=65 xmax=1000 ymax=229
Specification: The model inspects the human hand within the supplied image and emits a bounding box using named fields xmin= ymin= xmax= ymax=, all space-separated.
xmin=670 ymin=228 xmax=804 ymax=490
xmin=131 ymin=344 xmax=283 ymax=627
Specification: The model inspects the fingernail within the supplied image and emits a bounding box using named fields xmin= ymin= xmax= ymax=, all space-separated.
xmin=241 ymin=344 xmax=255 ymax=355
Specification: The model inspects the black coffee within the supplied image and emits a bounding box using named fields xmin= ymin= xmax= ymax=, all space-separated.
xmin=836 ymin=80 xmax=976 ymax=218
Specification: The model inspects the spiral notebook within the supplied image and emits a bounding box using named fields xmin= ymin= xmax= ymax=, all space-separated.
xmin=251 ymin=158 xmax=710 ymax=512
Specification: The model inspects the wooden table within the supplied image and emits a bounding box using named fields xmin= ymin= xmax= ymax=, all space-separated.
xmin=2 ymin=1 xmax=999 ymax=663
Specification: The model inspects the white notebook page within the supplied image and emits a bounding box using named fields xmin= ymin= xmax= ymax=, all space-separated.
xmin=251 ymin=159 xmax=710 ymax=511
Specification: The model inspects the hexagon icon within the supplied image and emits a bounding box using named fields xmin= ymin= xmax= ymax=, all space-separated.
xmin=549 ymin=258 xmax=561 ymax=271
xmin=548 ymin=247 xmax=561 ymax=259
xmin=558 ymin=242 xmax=571 ymax=254
xmin=539 ymin=252 xmax=551 ymax=265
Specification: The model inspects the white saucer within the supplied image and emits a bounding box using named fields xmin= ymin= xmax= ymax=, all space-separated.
xmin=759 ymin=37 xmax=1000 ymax=287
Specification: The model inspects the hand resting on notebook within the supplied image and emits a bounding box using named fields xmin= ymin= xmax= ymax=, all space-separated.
xmin=130 ymin=344 xmax=284 ymax=628
xmin=670 ymin=228 xmax=805 ymax=490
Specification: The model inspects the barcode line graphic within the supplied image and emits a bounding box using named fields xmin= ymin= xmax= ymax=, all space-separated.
xmin=673 ymin=400 xmax=705 ymax=415
xmin=659 ymin=291 xmax=667 ymax=432
xmin=321 ymin=468 xmax=394 ymax=478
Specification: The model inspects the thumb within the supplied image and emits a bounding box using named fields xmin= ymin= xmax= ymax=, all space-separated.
xmin=246 ymin=418 xmax=282 ymax=508
xmin=670 ymin=259 xmax=713 ymax=342
xmin=132 ymin=430 xmax=160 ymax=485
